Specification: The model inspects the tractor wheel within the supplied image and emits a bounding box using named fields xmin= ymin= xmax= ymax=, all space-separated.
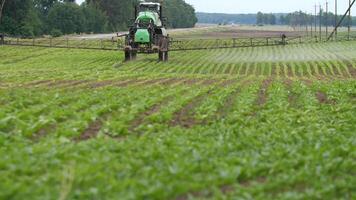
xmin=132 ymin=51 xmax=137 ymax=60
xmin=159 ymin=51 xmax=168 ymax=62
xmin=124 ymin=50 xmax=136 ymax=61
xmin=125 ymin=50 xmax=131 ymax=61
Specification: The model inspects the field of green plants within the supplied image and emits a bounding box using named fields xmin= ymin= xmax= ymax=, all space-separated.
xmin=0 ymin=41 xmax=356 ymax=199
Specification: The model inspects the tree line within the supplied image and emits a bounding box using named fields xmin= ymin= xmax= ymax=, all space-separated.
xmin=0 ymin=0 xmax=197 ymax=37
xmin=197 ymin=11 xmax=355 ymax=27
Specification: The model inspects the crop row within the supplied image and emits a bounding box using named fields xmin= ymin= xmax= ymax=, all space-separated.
xmin=1 ymin=77 xmax=354 ymax=140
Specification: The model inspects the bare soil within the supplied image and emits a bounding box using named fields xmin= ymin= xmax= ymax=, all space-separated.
xmin=170 ymin=90 xmax=214 ymax=128
xmin=256 ymin=79 xmax=273 ymax=106
xmin=75 ymin=118 xmax=103 ymax=141
xmin=129 ymin=96 xmax=174 ymax=133
xmin=316 ymin=91 xmax=335 ymax=104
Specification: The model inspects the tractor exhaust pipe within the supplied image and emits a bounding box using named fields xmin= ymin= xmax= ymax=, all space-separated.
xmin=134 ymin=5 xmax=138 ymax=19
xmin=160 ymin=5 xmax=163 ymax=20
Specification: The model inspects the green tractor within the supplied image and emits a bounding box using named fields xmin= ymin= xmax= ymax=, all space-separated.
xmin=123 ymin=2 xmax=169 ymax=62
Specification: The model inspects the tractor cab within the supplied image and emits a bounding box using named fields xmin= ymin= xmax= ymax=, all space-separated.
xmin=139 ymin=2 xmax=160 ymax=13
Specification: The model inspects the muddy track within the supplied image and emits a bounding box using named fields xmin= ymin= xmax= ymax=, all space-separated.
xmin=256 ymin=79 xmax=273 ymax=106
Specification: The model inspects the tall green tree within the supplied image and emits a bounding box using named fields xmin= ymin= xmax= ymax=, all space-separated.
xmin=47 ymin=2 xmax=85 ymax=34
xmin=0 ymin=0 xmax=6 ymax=25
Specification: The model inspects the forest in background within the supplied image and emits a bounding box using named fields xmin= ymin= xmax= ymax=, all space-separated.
xmin=0 ymin=0 xmax=197 ymax=37
xmin=197 ymin=11 xmax=355 ymax=27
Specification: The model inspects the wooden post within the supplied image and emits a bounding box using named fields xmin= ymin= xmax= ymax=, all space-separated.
xmin=266 ymin=38 xmax=269 ymax=46
xmin=101 ymin=39 xmax=103 ymax=49
xmin=17 ymin=38 xmax=19 ymax=45
xmin=66 ymin=38 xmax=69 ymax=48
xmin=50 ymin=38 xmax=52 ymax=47
xmin=250 ymin=38 xmax=253 ymax=46
xmin=233 ymin=38 xmax=236 ymax=47
xmin=32 ymin=38 xmax=35 ymax=46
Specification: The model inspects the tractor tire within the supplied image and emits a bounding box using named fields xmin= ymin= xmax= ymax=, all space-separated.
xmin=124 ymin=50 xmax=136 ymax=61
xmin=159 ymin=51 xmax=168 ymax=62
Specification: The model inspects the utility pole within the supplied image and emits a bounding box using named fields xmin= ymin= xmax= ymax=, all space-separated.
xmin=326 ymin=1 xmax=329 ymax=38
xmin=319 ymin=4 xmax=322 ymax=41
xmin=335 ymin=0 xmax=337 ymax=40
xmin=349 ymin=0 xmax=351 ymax=40
xmin=327 ymin=0 xmax=355 ymax=40
xmin=315 ymin=4 xmax=318 ymax=36
xmin=310 ymin=12 xmax=313 ymax=36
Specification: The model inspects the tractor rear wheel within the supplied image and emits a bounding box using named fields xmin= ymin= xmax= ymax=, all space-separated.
xmin=158 ymin=51 xmax=168 ymax=62
xmin=124 ymin=50 xmax=137 ymax=61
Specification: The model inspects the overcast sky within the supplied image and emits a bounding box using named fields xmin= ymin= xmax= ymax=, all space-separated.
xmin=76 ymin=0 xmax=355 ymax=14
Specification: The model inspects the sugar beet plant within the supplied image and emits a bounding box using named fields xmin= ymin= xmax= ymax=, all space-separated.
xmin=0 ymin=41 xmax=355 ymax=199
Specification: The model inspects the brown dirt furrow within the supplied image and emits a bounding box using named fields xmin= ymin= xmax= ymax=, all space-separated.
xmin=300 ymin=78 xmax=313 ymax=86
xmin=200 ymin=79 xmax=219 ymax=86
xmin=135 ymin=78 xmax=169 ymax=87
xmin=347 ymin=66 xmax=356 ymax=78
xmin=31 ymin=124 xmax=56 ymax=142
xmin=285 ymin=63 xmax=294 ymax=77
xmin=256 ymin=78 xmax=273 ymax=106
xmin=219 ymin=79 xmax=238 ymax=87
xmin=175 ymin=184 xmax=235 ymax=200
xmin=115 ymin=79 xmax=141 ymax=87
xmin=239 ymin=177 xmax=267 ymax=188
xmin=180 ymin=78 xmax=202 ymax=86
xmin=88 ymin=80 xmax=115 ymax=89
xmin=170 ymin=89 xmax=214 ymax=128
xmin=316 ymin=91 xmax=335 ymax=104
xmin=284 ymin=79 xmax=298 ymax=106
xmin=46 ymin=80 xmax=78 ymax=88
xmin=158 ymin=78 xmax=184 ymax=86
xmin=61 ymin=80 xmax=91 ymax=88
xmin=214 ymin=79 xmax=252 ymax=120
xmin=75 ymin=117 xmax=104 ymax=141
xmin=271 ymin=62 xmax=278 ymax=77
xmin=239 ymin=63 xmax=248 ymax=76
xmin=26 ymin=80 xmax=53 ymax=87
xmin=342 ymin=59 xmax=356 ymax=78
xmin=129 ymin=96 xmax=174 ymax=133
